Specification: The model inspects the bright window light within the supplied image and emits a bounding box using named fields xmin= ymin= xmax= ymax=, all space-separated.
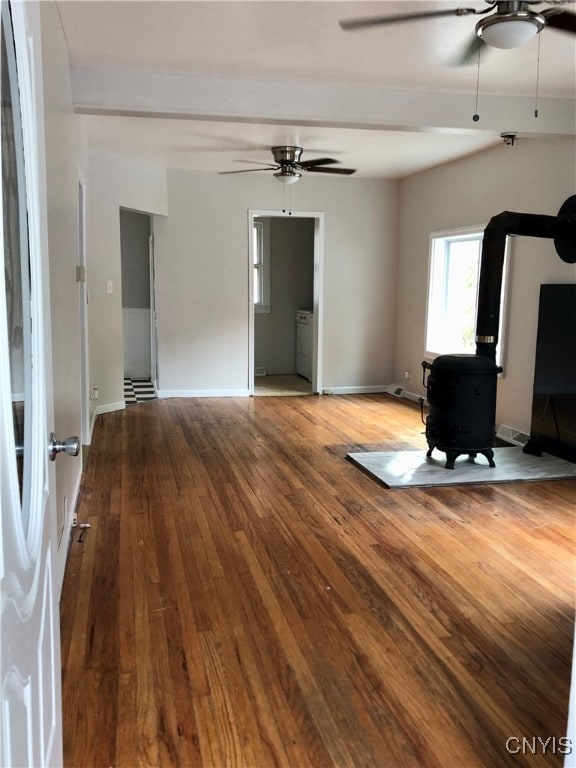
xmin=253 ymin=219 xmax=270 ymax=313
xmin=425 ymin=229 xmax=508 ymax=364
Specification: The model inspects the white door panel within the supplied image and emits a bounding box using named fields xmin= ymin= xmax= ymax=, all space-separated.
xmin=1 ymin=2 xmax=65 ymax=765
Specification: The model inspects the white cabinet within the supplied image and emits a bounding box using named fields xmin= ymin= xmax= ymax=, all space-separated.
xmin=296 ymin=310 xmax=313 ymax=381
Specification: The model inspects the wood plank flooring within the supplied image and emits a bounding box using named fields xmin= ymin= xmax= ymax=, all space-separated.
xmin=60 ymin=394 xmax=576 ymax=768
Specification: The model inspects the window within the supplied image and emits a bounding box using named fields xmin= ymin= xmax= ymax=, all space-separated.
xmin=253 ymin=219 xmax=270 ymax=312
xmin=425 ymin=228 xmax=507 ymax=362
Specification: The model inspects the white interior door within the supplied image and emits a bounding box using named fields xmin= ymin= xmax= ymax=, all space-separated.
xmin=1 ymin=2 xmax=66 ymax=765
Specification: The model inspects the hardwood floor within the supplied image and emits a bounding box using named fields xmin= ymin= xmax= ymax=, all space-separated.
xmin=60 ymin=394 xmax=575 ymax=768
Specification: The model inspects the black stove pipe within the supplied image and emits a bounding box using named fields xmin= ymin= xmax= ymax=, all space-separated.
xmin=475 ymin=202 xmax=576 ymax=361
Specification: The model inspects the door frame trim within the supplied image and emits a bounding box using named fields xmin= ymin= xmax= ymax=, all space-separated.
xmin=77 ymin=172 xmax=90 ymax=445
xmin=149 ymin=228 xmax=158 ymax=390
xmin=247 ymin=209 xmax=324 ymax=396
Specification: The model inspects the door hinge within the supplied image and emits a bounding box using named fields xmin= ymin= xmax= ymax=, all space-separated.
xmin=76 ymin=265 xmax=86 ymax=282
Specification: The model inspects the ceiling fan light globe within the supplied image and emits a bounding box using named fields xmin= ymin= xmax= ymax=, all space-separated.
xmin=274 ymin=171 xmax=301 ymax=184
xmin=476 ymin=13 xmax=544 ymax=49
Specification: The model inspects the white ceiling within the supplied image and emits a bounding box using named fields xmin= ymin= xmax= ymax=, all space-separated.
xmin=56 ymin=0 xmax=576 ymax=178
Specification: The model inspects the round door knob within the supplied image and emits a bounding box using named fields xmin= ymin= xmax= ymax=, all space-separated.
xmin=48 ymin=433 xmax=80 ymax=462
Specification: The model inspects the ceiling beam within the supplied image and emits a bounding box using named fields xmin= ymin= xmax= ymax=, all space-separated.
xmin=72 ymin=67 xmax=576 ymax=138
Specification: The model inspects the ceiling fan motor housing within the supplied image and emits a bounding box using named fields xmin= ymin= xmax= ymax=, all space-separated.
xmin=272 ymin=146 xmax=303 ymax=165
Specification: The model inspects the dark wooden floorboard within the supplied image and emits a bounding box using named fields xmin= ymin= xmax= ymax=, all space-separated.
xmin=60 ymin=394 xmax=575 ymax=767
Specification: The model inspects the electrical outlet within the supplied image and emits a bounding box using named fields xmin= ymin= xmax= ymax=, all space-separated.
xmin=404 ymin=370 xmax=412 ymax=381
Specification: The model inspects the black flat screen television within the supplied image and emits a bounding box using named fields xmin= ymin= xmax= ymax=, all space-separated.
xmin=524 ymin=283 xmax=576 ymax=463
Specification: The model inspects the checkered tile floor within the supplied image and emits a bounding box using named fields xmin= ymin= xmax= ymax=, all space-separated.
xmin=124 ymin=378 xmax=157 ymax=405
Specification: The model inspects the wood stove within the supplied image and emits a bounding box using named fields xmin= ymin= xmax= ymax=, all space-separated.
xmin=421 ymin=195 xmax=576 ymax=470
xmin=422 ymin=355 xmax=502 ymax=469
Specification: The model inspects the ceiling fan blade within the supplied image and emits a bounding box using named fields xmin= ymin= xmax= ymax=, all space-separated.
xmin=339 ymin=7 xmax=478 ymax=31
xmin=305 ymin=166 xmax=356 ymax=175
xmin=450 ymin=34 xmax=486 ymax=66
xmin=543 ymin=7 xmax=576 ymax=34
xmin=234 ymin=159 xmax=281 ymax=166
xmin=219 ymin=167 xmax=277 ymax=175
xmin=299 ymin=158 xmax=339 ymax=168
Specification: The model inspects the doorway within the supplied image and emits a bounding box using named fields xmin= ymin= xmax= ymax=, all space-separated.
xmin=248 ymin=210 xmax=324 ymax=396
xmin=119 ymin=209 xmax=157 ymax=404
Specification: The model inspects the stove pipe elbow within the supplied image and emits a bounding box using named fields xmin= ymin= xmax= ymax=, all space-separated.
xmin=475 ymin=199 xmax=576 ymax=361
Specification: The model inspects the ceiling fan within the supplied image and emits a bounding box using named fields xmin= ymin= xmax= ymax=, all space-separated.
xmin=220 ymin=146 xmax=357 ymax=184
xmin=339 ymin=1 xmax=576 ymax=62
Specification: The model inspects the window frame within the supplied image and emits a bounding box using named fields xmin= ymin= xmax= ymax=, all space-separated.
xmin=253 ymin=219 xmax=270 ymax=313
xmin=424 ymin=226 xmax=509 ymax=367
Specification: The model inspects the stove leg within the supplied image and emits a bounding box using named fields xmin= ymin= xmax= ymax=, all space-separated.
xmin=481 ymin=448 xmax=496 ymax=468
xmin=444 ymin=450 xmax=458 ymax=469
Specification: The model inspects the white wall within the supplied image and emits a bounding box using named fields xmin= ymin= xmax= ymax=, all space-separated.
xmin=395 ymin=137 xmax=576 ymax=433
xmin=41 ymin=1 xmax=89 ymax=575
xmin=87 ymin=150 xmax=167 ymax=415
xmin=154 ymin=171 xmax=398 ymax=395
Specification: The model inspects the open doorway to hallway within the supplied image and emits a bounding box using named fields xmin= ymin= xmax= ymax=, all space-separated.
xmin=249 ymin=211 xmax=324 ymax=397
xmin=120 ymin=209 xmax=158 ymax=404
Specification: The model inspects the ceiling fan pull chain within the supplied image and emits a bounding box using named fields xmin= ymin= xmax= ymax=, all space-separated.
xmin=472 ymin=44 xmax=481 ymax=122
xmin=534 ymin=32 xmax=542 ymax=117
xmin=282 ymin=183 xmax=292 ymax=214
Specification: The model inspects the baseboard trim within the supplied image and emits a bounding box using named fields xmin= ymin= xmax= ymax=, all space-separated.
xmin=320 ymin=385 xmax=426 ymax=401
xmin=158 ymin=389 xmax=251 ymax=399
xmin=322 ymin=385 xmax=389 ymax=395
xmin=56 ymin=466 xmax=83 ymax=596
xmin=96 ymin=401 xmax=126 ymax=415
xmin=90 ymin=401 xmax=125 ymax=440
